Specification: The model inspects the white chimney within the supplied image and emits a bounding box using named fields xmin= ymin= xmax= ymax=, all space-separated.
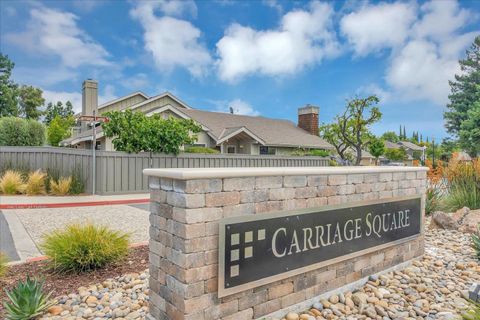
xmin=82 ymin=79 xmax=98 ymax=116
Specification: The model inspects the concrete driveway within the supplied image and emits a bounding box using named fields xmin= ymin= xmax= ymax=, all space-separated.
xmin=0 ymin=204 xmax=149 ymax=262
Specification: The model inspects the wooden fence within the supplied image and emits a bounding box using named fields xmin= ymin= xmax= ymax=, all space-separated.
xmin=0 ymin=147 xmax=329 ymax=195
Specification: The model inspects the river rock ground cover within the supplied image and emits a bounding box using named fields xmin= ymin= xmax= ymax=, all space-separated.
xmin=3 ymin=218 xmax=478 ymax=320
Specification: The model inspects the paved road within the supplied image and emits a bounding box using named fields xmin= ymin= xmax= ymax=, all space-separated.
xmin=0 ymin=210 xmax=20 ymax=261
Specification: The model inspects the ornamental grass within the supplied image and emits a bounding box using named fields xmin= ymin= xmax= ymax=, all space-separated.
xmin=0 ymin=170 xmax=25 ymax=194
xmin=49 ymin=176 xmax=72 ymax=196
xmin=41 ymin=223 xmax=129 ymax=273
xmin=24 ymin=170 xmax=46 ymax=195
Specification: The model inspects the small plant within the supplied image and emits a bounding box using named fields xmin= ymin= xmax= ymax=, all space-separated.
xmin=69 ymin=166 xmax=85 ymax=194
xmin=425 ymin=184 xmax=442 ymax=215
xmin=307 ymin=149 xmax=330 ymax=157
xmin=0 ymin=252 xmax=8 ymax=277
xmin=0 ymin=170 xmax=25 ymax=194
xmin=25 ymin=170 xmax=46 ymax=195
xmin=184 ymin=146 xmax=219 ymax=154
xmin=463 ymin=300 xmax=480 ymax=320
xmin=472 ymin=225 xmax=480 ymax=260
xmin=3 ymin=277 xmax=54 ymax=320
xmin=49 ymin=176 xmax=72 ymax=195
xmin=41 ymin=223 xmax=129 ymax=272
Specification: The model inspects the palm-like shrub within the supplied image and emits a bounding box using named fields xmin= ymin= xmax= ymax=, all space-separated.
xmin=25 ymin=170 xmax=46 ymax=195
xmin=41 ymin=223 xmax=129 ymax=272
xmin=49 ymin=176 xmax=72 ymax=195
xmin=3 ymin=277 xmax=54 ymax=320
xmin=0 ymin=170 xmax=25 ymax=194
xmin=425 ymin=184 xmax=442 ymax=215
xmin=472 ymin=225 xmax=480 ymax=260
xmin=0 ymin=252 xmax=8 ymax=277
xmin=463 ymin=301 xmax=480 ymax=320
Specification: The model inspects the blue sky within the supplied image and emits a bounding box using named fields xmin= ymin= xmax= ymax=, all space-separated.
xmin=1 ymin=0 xmax=479 ymax=141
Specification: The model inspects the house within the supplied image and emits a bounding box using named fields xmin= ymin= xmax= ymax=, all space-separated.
xmin=61 ymin=80 xmax=333 ymax=155
xmin=383 ymin=140 xmax=425 ymax=165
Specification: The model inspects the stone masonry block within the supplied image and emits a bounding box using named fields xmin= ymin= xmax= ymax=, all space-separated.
xmin=149 ymin=177 xmax=160 ymax=190
xmin=327 ymin=195 xmax=348 ymax=205
xmin=295 ymin=187 xmax=317 ymax=199
xmin=307 ymin=175 xmax=328 ymax=186
xmin=406 ymin=172 xmax=417 ymax=180
xmin=379 ymin=172 xmax=393 ymax=182
xmin=223 ymin=177 xmax=255 ymax=191
xmin=174 ymin=179 xmax=222 ymax=194
xmin=238 ymin=290 xmax=268 ymax=310
xmin=337 ymin=184 xmax=356 ymax=195
xmin=205 ymin=191 xmax=240 ymax=207
xmin=283 ymin=175 xmax=307 ymax=187
xmin=317 ymin=185 xmax=337 ymax=197
xmin=280 ymin=291 xmax=305 ymax=308
xmin=392 ymin=172 xmax=406 ymax=181
xmin=173 ymin=207 xmax=223 ymax=224
xmin=204 ymin=299 xmax=238 ymax=319
xmin=255 ymin=176 xmax=283 ymax=189
xmin=347 ymin=174 xmax=364 ymax=184
xmin=268 ymin=282 xmax=293 ymax=300
xmin=167 ymin=220 xmax=205 ymax=239
xmin=372 ymin=182 xmax=386 ymax=192
xmin=151 ymin=189 xmax=167 ymax=203
xmin=184 ymin=294 xmax=215 ymax=314
xmin=328 ymin=175 xmax=347 ymax=185
xmin=167 ymin=192 xmax=205 ymax=209
xmin=254 ymin=299 xmax=281 ymax=318
xmin=306 ymin=197 xmax=327 ymax=208
xmin=223 ymin=203 xmax=255 ymax=217
xmin=160 ymin=178 xmax=174 ymax=191
xmin=223 ymin=308 xmax=254 ymax=320
xmin=269 ymin=188 xmax=296 ymax=201
xmin=255 ymin=201 xmax=284 ymax=214
xmin=364 ymin=174 xmax=379 ymax=183
xmin=283 ymin=198 xmax=307 ymax=210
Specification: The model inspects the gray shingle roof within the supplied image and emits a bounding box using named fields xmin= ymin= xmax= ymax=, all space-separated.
xmin=398 ymin=141 xmax=424 ymax=151
xmin=180 ymin=108 xmax=333 ymax=149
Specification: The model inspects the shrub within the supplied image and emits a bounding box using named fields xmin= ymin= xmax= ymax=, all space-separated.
xmin=184 ymin=146 xmax=219 ymax=154
xmin=443 ymin=159 xmax=480 ymax=211
xmin=25 ymin=170 xmax=46 ymax=195
xmin=0 ymin=170 xmax=25 ymax=194
xmin=463 ymin=301 xmax=480 ymax=320
xmin=49 ymin=176 xmax=72 ymax=195
xmin=41 ymin=223 xmax=129 ymax=272
xmin=0 ymin=252 xmax=8 ymax=277
xmin=308 ymin=149 xmax=330 ymax=157
xmin=384 ymin=148 xmax=407 ymax=161
xmin=3 ymin=277 xmax=54 ymax=320
xmin=0 ymin=117 xmax=45 ymax=146
xmin=69 ymin=166 xmax=85 ymax=194
xmin=425 ymin=184 xmax=443 ymax=215
xmin=472 ymin=226 xmax=480 ymax=260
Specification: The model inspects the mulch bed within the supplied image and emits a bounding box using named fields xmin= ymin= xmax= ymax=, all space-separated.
xmin=0 ymin=245 xmax=148 ymax=315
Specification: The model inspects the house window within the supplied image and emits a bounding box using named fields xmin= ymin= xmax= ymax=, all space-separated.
xmin=227 ymin=145 xmax=236 ymax=154
xmin=260 ymin=146 xmax=276 ymax=155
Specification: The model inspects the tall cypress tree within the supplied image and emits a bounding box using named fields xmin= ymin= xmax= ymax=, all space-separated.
xmin=444 ymin=36 xmax=480 ymax=136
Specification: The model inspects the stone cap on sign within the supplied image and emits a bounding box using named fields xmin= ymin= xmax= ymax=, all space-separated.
xmin=143 ymin=166 xmax=428 ymax=180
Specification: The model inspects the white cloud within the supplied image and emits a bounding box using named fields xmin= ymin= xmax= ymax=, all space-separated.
xmin=14 ymin=66 xmax=78 ymax=87
xmin=127 ymin=73 xmax=150 ymax=90
xmin=340 ymin=2 xmax=416 ymax=56
xmin=43 ymin=90 xmax=82 ymax=113
xmin=263 ymin=0 xmax=283 ymax=14
xmin=130 ymin=2 xmax=211 ymax=77
xmin=6 ymin=6 xmax=110 ymax=68
xmin=343 ymin=0 xmax=478 ymax=105
xmin=216 ymin=1 xmax=340 ymax=82
xmin=155 ymin=0 xmax=197 ymax=18
xmin=214 ymin=99 xmax=260 ymax=116
xmin=356 ymin=84 xmax=391 ymax=103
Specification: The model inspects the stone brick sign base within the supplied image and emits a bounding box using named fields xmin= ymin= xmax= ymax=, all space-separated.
xmin=144 ymin=167 xmax=427 ymax=320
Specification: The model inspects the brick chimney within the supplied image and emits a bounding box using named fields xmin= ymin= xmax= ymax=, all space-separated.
xmin=82 ymin=79 xmax=98 ymax=116
xmin=298 ymin=105 xmax=319 ymax=135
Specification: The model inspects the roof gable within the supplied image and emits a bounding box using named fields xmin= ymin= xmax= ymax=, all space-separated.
xmin=98 ymin=91 xmax=149 ymax=110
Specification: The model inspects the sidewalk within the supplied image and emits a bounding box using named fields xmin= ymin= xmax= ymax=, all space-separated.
xmin=0 ymin=193 xmax=150 ymax=209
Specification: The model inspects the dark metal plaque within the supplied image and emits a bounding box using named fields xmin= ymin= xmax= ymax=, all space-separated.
xmin=218 ymin=196 xmax=422 ymax=297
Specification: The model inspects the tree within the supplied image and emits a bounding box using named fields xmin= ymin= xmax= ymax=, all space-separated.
xmin=458 ymin=99 xmax=480 ymax=156
xmin=18 ymin=85 xmax=44 ymax=120
xmin=337 ymin=96 xmax=382 ymax=165
xmin=102 ymin=109 xmax=202 ymax=155
xmin=445 ymin=36 xmax=480 ymax=138
xmin=368 ymin=138 xmax=385 ymax=165
xmin=0 ymin=54 xmax=19 ymax=117
xmin=0 ymin=117 xmax=45 ymax=146
xmin=47 ymin=115 xmax=75 ymax=146
xmin=381 ymin=131 xmax=399 ymax=142
xmin=384 ymin=148 xmax=407 ymax=161
xmin=44 ymin=101 xmax=74 ymax=125
xmin=319 ymin=123 xmax=349 ymax=161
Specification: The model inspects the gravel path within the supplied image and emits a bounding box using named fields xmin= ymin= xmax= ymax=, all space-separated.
xmin=11 ymin=205 xmax=149 ymax=249
xmin=38 ymin=219 xmax=480 ymax=319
